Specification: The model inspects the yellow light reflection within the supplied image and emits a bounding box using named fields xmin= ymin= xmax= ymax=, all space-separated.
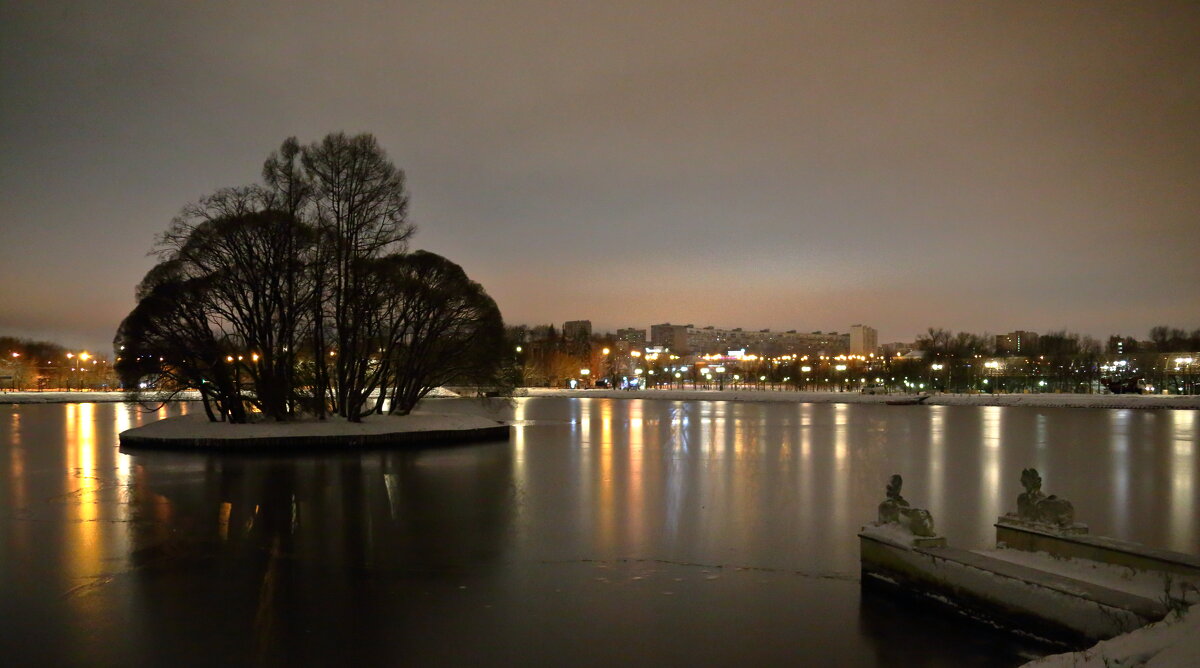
xmin=831 ymin=404 xmax=849 ymax=563
xmin=218 ymin=501 xmax=232 ymax=541
xmin=115 ymin=405 xmax=132 ymax=481
xmin=64 ymin=403 xmax=102 ymax=589
xmin=625 ymin=400 xmax=644 ymax=546
xmin=980 ymin=406 xmax=1002 ymax=530
xmin=1168 ymin=410 xmax=1195 ymax=552
xmin=512 ymin=399 xmax=527 ymax=492
xmin=597 ymin=400 xmax=616 ymax=551
xmin=928 ymin=406 xmax=945 ymax=514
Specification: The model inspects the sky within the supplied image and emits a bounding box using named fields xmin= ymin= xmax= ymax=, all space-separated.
xmin=2 ymin=1 xmax=1198 ymax=352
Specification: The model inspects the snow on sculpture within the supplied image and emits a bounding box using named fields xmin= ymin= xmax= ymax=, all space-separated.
xmin=1015 ymin=468 xmax=1075 ymax=528
xmin=877 ymin=474 xmax=937 ymax=537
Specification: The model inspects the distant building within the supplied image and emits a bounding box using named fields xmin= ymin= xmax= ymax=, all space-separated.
xmin=650 ymin=323 xmax=692 ymax=353
xmin=616 ymin=327 xmax=647 ymax=348
xmin=1106 ymin=336 xmax=1139 ymax=355
xmin=562 ymin=320 xmax=592 ymax=342
xmin=880 ymin=341 xmax=914 ymax=358
xmin=680 ymin=326 xmax=847 ymax=356
xmin=996 ymin=331 xmax=1039 ymax=355
xmin=850 ymin=324 xmax=878 ymax=355
xmin=530 ymin=324 xmax=557 ymax=342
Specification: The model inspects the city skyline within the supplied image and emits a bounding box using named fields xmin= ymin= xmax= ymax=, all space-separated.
xmin=2 ymin=2 xmax=1199 ymax=351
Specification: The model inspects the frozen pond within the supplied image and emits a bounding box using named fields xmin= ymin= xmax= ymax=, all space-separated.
xmin=1 ymin=398 xmax=1196 ymax=665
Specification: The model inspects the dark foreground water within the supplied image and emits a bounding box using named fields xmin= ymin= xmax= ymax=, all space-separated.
xmin=1 ymin=398 xmax=1196 ymax=666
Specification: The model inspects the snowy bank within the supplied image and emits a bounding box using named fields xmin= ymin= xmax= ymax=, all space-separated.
xmin=1023 ymin=604 xmax=1200 ymax=668
xmin=2 ymin=387 xmax=459 ymax=405
xmin=519 ymin=388 xmax=1200 ymax=410
xmin=0 ymin=390 xmax=204 ymax=404
xmin=119 ymin=411 xmax=507 ymax=450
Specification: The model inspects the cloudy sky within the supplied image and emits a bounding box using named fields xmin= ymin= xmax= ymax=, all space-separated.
xmin=2 ymin=1 xmax=1198 ymax=350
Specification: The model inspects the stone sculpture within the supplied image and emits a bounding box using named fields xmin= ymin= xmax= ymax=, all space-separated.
xmin=1016 ymin=468 xmax=1074 ymax=528
xmin=877 ymin=474 xmax=937 ymax=537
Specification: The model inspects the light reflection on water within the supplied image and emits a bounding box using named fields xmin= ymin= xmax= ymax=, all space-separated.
xmin=0 ymin=398 xmax=1197 ymax=666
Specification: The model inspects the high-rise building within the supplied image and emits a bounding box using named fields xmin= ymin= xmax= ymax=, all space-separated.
xmin=680 ymin=326 xmax=847 ymax=356
xmin=562 ymin=320 xmax=592 ymax=341
xmin=996 ymin=331 xmax=1039 ymax=355
xmin=616 ymin=328 xmax=647 ymax=348
xmin=650 ymin=323 xmax=692 ymax=353
xmin=850 ymin=324 xmax=878 ymax=355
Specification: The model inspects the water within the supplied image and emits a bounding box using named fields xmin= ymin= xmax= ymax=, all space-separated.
xmin=1 ymin=398 xmax=1196 ymax=666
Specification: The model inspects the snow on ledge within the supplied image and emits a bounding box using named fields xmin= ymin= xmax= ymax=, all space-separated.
xmin=518 ymin=388 xmax=1200 ymax=410
xmin=1023 ymin=604 xmax=1199 ymax=668
xmin=1 ymin=387 xmax=460 ymax=405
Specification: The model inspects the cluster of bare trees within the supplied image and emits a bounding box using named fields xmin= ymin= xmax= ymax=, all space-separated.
xmin=115 ymin=133 xmax=508 ymax=422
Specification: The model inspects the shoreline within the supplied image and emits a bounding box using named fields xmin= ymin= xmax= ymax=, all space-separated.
xmin=1 ymin=390 xmax=203 ymax=404
xmin=6 ymin=388 xmax=1199 ymax=410
xmin=518 ymin=388 xmax=1200 ymax=410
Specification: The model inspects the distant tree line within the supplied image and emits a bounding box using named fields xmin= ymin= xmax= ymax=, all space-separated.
xmin=507 ymin=324 xmax=616 ymax=388
xmin=115 ymin=133 xmax=510 ymax=423
xmin=500 ymin=324 xmax=1199 ymax=395
xmin=0 ymin=337 xmax=118 ymax=390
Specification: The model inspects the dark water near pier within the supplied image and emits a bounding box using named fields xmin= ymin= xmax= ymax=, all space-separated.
xmin=1 ymin=398 xmax=1196 ymax=666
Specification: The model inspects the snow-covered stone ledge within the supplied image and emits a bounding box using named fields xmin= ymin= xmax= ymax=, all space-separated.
xmin=1023 ymin=604 xmax=1200 ymax=668
xmin=119 ymin=412 xmax=510 ymax=450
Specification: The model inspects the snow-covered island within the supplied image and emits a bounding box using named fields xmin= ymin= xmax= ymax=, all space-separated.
xmin=119 ymin=411 xmax=509 ymax=450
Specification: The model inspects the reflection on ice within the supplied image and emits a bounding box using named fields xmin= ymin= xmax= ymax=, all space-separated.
xmin=980 ymin=406 xmax=1002 ymax=528
xmin=0 ymin=398 xmax=1196 ymax=668
xmin=1170 ymin=410 xmax=1196 ymax=552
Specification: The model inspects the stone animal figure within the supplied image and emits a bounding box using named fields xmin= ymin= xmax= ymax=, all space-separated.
xmin=877 ymin=474 xmax=937 ymax=537
xmin=1016 ymin=468 xmax=1074 ymax=528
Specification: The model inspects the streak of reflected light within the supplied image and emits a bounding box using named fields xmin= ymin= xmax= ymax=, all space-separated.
xmin=512 ymin=399 xmax=527 ymax=492
xmin=980 ymin=406 xmax=1002 ymax=532
xmin=1110 ymin=411 xmax=1131 ymax=537
xmin=626 ymin=400 xmax=644 ymax=546
xmin=596 ymin=400 xmax=615 ymax=551
xmin=831 ymin=404 xmax=848 ymax=563
xmin=1169 ymin=410 xmax=1195 ymax=552
xmin=928 ymin=406 xmax=945 ymax=514
xmin=115 ymin=405 xmax=132 ymax=481
xmin=64 ymin=403 xmax=102 ymax=587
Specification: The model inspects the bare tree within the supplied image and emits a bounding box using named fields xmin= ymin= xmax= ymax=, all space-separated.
xmin=371 ymin=251 xmax=508 ymax=416
xmin=118 ymin=209 xmax=316 ymax=421
xmin=300 ymin=133 xmax=413 ymax=419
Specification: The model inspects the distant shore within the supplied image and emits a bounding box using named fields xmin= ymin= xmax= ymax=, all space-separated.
xmin=1 ymin=390 xmax=203 ymax=404
xmin=519 ymin=388 xmax=1200 ymax=410
xmin=6 ymin=388 xmax=1199 ymax=410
